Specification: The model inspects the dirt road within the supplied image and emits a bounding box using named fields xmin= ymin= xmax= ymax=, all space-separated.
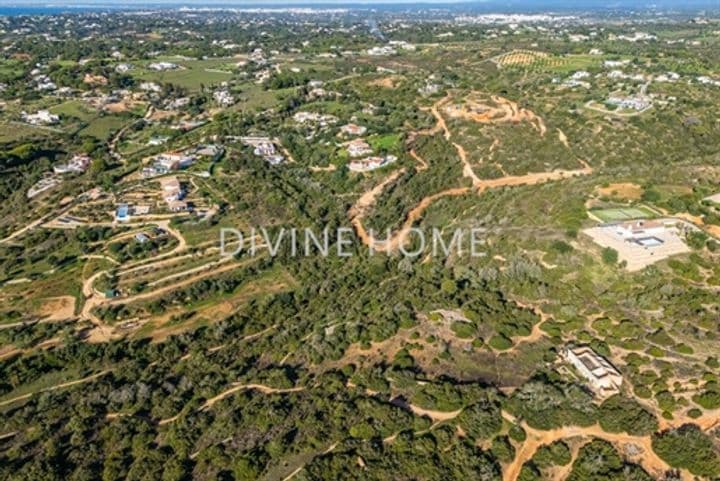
xmin=502 ymin=420 xmax=689 ymax=481
xmin=0 ymin=370 xmax=111 ymax=408
xmin=348 ymin=92 xmax=593 ymax=253
xmin=198 ymin=384 xmax=305 ymax=411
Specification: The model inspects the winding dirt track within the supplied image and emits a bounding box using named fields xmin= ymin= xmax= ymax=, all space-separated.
xmin=349 ymin=93 xmax=593 ymax=252
xmin=502 ymin=420 xmax=688 ymax=481
xmin=199 ymin=384 xmax=305 ymax=411
xmin=0 ymin=370 xmax=112 ymax=408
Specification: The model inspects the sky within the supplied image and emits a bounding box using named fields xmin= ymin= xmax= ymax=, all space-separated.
xmin=1 ymin=0 xmax=718 ymax=6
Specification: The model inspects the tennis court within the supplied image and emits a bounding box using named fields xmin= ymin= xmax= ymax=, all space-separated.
xmin=589 ymin=206 xmax=657 ymax=223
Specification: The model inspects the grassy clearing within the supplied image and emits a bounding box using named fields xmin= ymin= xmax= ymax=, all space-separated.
xmin=231 ymin=84 xmax=287 ymax=112
xmin=49 ymin=100 xmax=96 ymax=122
xmin=0 ymin=122 xmax=52 ymax=143
xmin=368 ymin=133 xmax=401 ymax=152
xmin=132 ymin=58 xmax=237 ymax=90
xmin=78 ymin=115 xmax=130 ymax=140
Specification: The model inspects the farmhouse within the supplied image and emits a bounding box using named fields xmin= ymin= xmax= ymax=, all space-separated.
xmin=148 ymin=136 xmax=170 ymax=146
xmin=561 ymin=345 xmax=622 ymax=397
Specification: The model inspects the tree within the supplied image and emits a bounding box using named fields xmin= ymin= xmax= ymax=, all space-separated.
xmin=601 ymin=247 xmax=618 ymax=265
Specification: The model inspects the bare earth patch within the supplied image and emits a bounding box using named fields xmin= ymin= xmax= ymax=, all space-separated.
xmin=596 ymin=182 xmax=643 ymax=201
xmin=37 ymin=296 xmax=76 ymax=321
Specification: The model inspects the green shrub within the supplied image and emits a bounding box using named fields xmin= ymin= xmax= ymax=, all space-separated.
xmin=652 ymin=424 xmax=720 ymax=477
xmin=534 ymin=440 xmax=572 ymax=468
xmin=598 ymin=395 xmax=658 ymax=435
xmin=601 ymin=247 xmax=618 ymax=265
xmin=488 ymin=334 xmax=513 ymax=350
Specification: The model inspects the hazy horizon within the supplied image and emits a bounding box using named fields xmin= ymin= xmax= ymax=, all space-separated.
xmin=2 ymin=0 xmax=719 ymax=5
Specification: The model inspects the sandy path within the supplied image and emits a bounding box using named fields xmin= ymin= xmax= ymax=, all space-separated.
xmin=281 ymin=442 xmax=339 ymax=481
xmin=502 ymin=421 xmax=689 ymax=481
xmin=199 ymin=384 xmax=305 ymax=411
xmin=406 ymin=403 xmax=463 ymax=422
xmin=80 ymin=254 xmax=120 ymax=265
xmin=106 ymin=258 xmax=248 ymax=307
xmin=0 ymin=370 xmax=111 ymax=408
xmin=0 ymin=203 xmax=75 ymax=245
xmin=672 ymin=212 xmax=720 ymax=239
xmin=408 ymin=148 xmax=429 ymax=171
xmin=349 ymin=169 xmax=406 ymax=217
xmin=557 ymin=128 xmax=569 ymax=148
xmin=77 ymin=218 xmax=191 ymax=341
xmin=453 ymin=141 xmax=482 ymax=186
xmin=356 ymin=187 xmax=472 ymax=253
xmin=309 ymin=164 xmax=337 ymax=172
xmin=145 ymin=256 xmax=235 ymax=287
xmin=0 ymin=217 xmax=45 ymax=244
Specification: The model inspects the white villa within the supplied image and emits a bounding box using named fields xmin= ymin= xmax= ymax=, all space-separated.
xmin=344 ymin=139 xmax=373 ymax=158
xmin=153 ymin=152 xmax=195 ymax=171
xmin=148 ymin=62 xmax=179 ymax=71
xmin=159 ymin=176 xmax=187 ymax=211
xmin=349 ymin=155 xmax=397 ymax=172
xmin=293 ymin=111 xmax=338 ymax=126
xmin=340 ymin=123 xmax=367 ymax=136
xmin=54 ymin=154 xmax=91 ymax=174
xmin=562 ymin=345 xmax=623 ymax=397
xmin=615 ymin=220 xmax=666 ymax=240
xmin=23 ymin=110 xmax=59 ymax=125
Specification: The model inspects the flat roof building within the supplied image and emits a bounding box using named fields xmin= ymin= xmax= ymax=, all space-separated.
xmin=562 ymin=345 xmax=622 ymax=397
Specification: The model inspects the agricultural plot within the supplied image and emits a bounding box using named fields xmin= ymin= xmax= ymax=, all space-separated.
xmin=589 ymin=206 xmax=658 ymax=223
xmin=492 ymin=50 xmax=599 ymax=72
